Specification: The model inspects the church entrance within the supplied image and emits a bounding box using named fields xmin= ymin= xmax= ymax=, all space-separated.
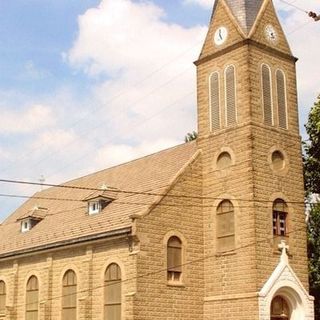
xmin=271 ymin=296 xmax=291 ymax=320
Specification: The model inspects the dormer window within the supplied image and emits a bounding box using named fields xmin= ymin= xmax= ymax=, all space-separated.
xmin=21 ymin=220 xmax=31 ymax=233
xmin=18 ymin=206 xmax=47 ymax=233
xmin=88 ymin=200 xmax=102 ymax=215
xmin=84 ymin=185 xmax=117 ymax=216
xmin=20 ymin=218 xmax=41 ymax=233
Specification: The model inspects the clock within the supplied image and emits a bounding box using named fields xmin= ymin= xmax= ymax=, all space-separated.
xmin=214 ymin=26 xmax=228 ymax=46
xmin=265 ymin=24 xmax=277 ymax=43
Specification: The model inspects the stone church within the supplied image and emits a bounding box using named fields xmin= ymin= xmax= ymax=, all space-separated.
xmin=0 ymin=0 xmax=315 ymax=319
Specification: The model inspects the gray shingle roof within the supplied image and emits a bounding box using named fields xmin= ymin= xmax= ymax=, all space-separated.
xmin=0 ymin=142 xmax=198 ymax=257
xmin=213 ymin=0 xmax=265 ymax=35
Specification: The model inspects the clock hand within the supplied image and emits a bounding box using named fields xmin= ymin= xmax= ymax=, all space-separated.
xmin=219 ymin=29 xmax=222 ymax=40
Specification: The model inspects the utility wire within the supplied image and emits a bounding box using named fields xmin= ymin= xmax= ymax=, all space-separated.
xmin=0 ymin=178 xmax=311 ymax=205
xmin=14 ymin=224 xmax=307 ymax=308
xmin=279 ymin=0 xmax=309 ymax=13
xmin=0 ymin=39 xmax=201 ymax=176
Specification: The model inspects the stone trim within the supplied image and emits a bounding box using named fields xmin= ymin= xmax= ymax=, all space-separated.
xmin=194 ymin=39 xmax=297 ymax=66
xmin=204 ymin=291 xmax=258 ymax=302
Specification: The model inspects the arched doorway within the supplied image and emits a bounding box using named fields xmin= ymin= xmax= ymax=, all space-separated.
xmin=271 ymin=296 xmax=291 ymax=320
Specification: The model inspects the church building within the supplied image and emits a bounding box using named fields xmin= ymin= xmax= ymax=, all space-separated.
xmin=0 ymin=0 xmax=315 ymax=319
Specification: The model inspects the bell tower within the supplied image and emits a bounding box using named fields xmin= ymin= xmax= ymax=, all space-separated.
xmin=195 ymin=0 xmax=314 ymax=319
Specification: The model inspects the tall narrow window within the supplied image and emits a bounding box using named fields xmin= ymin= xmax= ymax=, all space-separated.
xmin=104 ymin=263 xmax=121 ymax=320
xmin=225 ymin=65 xmax=237 ymax=126
xmin=26 ymin=276 xmax=39 ymax=320
xmin=210 ymin=72 xmax=220 ymax=130
xmin=262 ymin=64 xmax=273 ymax=126
xmin=0 ymin=281 xmax=6 ymax=315
xmin=62 ymin=270 xmax=77 ymax=320
xmin=217 ymin=200 xmax=235 ymax=251
xmin=276 ymin=70 xmax=288 ymax=129
xmin=167 ymin=236 xmax=182 ymax=282
xmin=273 ymin=199 xmax=288 ymax=236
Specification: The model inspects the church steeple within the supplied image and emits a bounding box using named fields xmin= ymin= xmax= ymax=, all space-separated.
xmin=199 ymin=0 xmax=291 ymax=62
xmin=197 ymin=1 xmax=312 ymax=318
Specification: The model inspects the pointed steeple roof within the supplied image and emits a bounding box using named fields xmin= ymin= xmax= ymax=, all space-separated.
xmin=212 ymin=0 xmax=265 ymax=35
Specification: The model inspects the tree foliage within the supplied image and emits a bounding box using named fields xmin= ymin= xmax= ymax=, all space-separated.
xmin=308 ymin=202 xmax=320 ymax=318
xmin=304 ymin=95 xmax=320 ymax=319
xmin=304 ymin=95 xmax=320 ymax=194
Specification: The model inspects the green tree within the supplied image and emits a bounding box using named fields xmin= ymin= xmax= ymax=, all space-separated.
xmin=304 ymin=95 xmax=320 ymax=319
xmin=307 ymin=202 xmax=320 ymax=318
xmin=184 ymin=131 xmax=198 ymax=143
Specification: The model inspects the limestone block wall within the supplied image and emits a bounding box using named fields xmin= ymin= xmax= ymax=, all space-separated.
xmin=0 ymin=237 xmax=136 ymax=320
xmin=198 ymin=125 xmax=259 ymax=320
xmin=134 ymin=155 xmax=204 ymax=320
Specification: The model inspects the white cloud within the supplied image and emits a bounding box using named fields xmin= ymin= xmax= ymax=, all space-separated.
xmin=21 ymin=61 xmax=51 ymax=80
xmin=0 ymin=104 xmax=56 ymax=134
xmin=94 ymin=138 xmax=180 ymax=169
xmin=67 ymin=0 xmax=204 ymax=150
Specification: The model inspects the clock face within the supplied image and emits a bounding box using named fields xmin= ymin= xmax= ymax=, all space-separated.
xmin=265 ymin=24 xmax=277 ymax=43
xmin=214 ymin=27 xmax=228 ymax=46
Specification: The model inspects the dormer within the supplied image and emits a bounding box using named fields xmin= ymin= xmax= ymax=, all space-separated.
xmin=17 ymin=206 xmax=48 ymax=233
xmin=84 ymin=185 xmax=117 ymax=215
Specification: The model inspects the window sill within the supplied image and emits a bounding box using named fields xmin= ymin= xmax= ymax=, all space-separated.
xmin=215 ymin=250 xmax=237 ymax=257
xmin=167 ymin=282 xmax=185 ymax=288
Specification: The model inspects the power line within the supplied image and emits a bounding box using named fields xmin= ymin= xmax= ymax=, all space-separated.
xmin=0 ymin=178 xmax=311 ymax=205
xmin=279 ymin=0 xmax=309 ymax=13
xmin=15 ymin=224 xmax=306 ymax=308
xmin=0 ymin=39 xmax=201 ymax=176
xmin=44 ymin=93 xmax=195 ymax=182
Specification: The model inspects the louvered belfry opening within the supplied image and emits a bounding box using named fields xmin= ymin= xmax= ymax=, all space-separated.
xmin=26 ymin=276 xmax=39 ymax=320
xmin=225 ymin=65 xmax=237 ymax=126
xmin=104 ymin=263 xmax=122 ymax=320
xmin=276 ymin=70 xmax=288 ymax=129
xmin=262 ymin=64 xmax=273 ymax=126
xmin=0 ymin=281 xmax=6 ymax=315
xmin=210 ymin=72 xmax=221 ymax=130
xmin=62 ymin=270 xmax=77 ymax=320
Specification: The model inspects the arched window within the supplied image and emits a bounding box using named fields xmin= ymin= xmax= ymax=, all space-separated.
xmin=276 ymin=69 xmax=288 ymax=129
xmin=217 ymin=152 xmax=232 ymax=170
xmin=62 ymin=270 xmax=77 ymax=320
xmin=217 ymin=200 xmax=235 ymax=251
xmin=104 ymin=263 xmax=121 ymax=320
xmin=262 ymin=64 xmax=273 ymax=126
xmin=0 ymin=281 xmax=6 ymax=315
xmin=271 ymin=296 xmax=291 ymax=320
xmin=210 ymin=72 xmax=221 ymax=130
xmin=225 ymin=65 xmax=237 ymax=126
xmin=167 ymin=236 xmax=182 ymax=282
xmin=26 ymin=276 xmax=39 ymax=320
xmin=273 ymin=199 xmax=288 ymax=236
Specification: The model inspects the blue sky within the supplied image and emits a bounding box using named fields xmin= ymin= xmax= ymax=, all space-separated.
xmin=0 ymin=0 xmax=319 ymax=221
